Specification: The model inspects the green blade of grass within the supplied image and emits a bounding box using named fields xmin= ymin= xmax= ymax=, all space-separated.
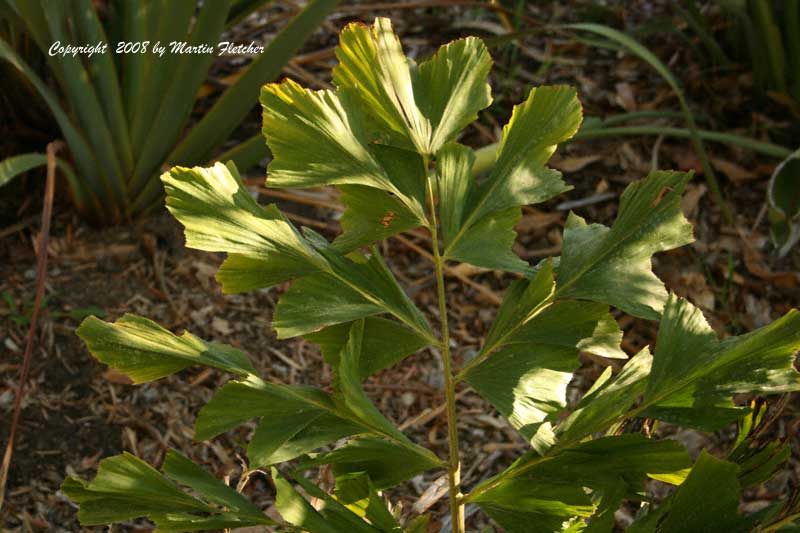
xmin=129 ymin=0 xmax=234 ymax=211
xmin=471 ymin=124 xmax=792 ymax=177
xmin=563 ymin=22 xmax=734 ymax=224
xmin=128 ymin=0 xmax=195 ymax=157
xmin=0 ymin=153 xmax=79 ymax=195
xmin=43 ymin=0 xmax=127 ymax=219
xmin=0 ymin=36 xmax=103 ymax=215
xmin=225 ymin=0 xmax=275 ymax=27
xmin=72 ymin=0 xmax=134 ymax=177
xmin=121 ymin=0 xmax=150 ymax=126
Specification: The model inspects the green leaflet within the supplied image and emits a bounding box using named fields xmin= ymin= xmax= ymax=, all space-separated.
xmin=161 ymin=161 xmax=324 ymax=292
xmin=76 ymin=314 xmax=255 ymax=383
xmin=470 ymin=435 xmax=691 ymax=533
xmin=331 ymin=322 xmax=441 ymax=468
xmin=334 ymin=185 xmax=422 ymax=253
xmin=447 ymin=206 xmax=529 ymax=273
xmin=61 ymin=451 xmax=272 ymax=529
xmin=333 ymin=144 xmax=428 ymax=252
xmin=273 ymin=468 xmax=344 ymax=533
xmin=260 ymin=79 xmax=426 ymax=221
xmin=556 ymin=348 xmax=652 ymax=443
xmin=295 ymin=322 xmax=441 ymax=486
xmin=464 ymin=259 xmax=626 ymax=451
xmin=333 ymin=473 xmax=402 ymax=531
xmin=260 ymin=79 xmax=388 ymax=188
xmin=274 ymin=468 xmax=399 ymax=532
xmin=304 ymin=437 xmax=442 ymax=490
xmin=434 ymin=142 xmax=526 ymax=272
xmin=415 ymin=36 xmax=494 ymax=153
xmin=555 ymin=171 xmax=694 ymax=319
xmin=305 ymin=316 xmax=431 ymax=380
xmin=334 ymin=320 xmax=412 ymax=443
xmin=333 ymin=18 xmax=492 ymax=155
xmin=274 ymin=243 xmax=433 ymax=341
xmin=274 ymin=272 xmax=385 ymax=338
xmin=471 ymin=478 xmax=595 ymax=532
xmin=162 ymin=158 xmax=432 ymax=340
xmin=641 ymin=295 xmax=800 ymax=430
xmin=465 ymin=344 xmax=579 ymax=453
xmin=480 ymin=259 xmax=557 ymax=353
xmin=436 ymin=143 xmax=475 ymax=246
xmin=195 ymin=377 xmax=363 ymax=466
xmin=441 ymin=86 xmax=581 ymax=271
xmin=479 ymin=269 xmax=624 ymax=362
xmin=629 ymin=452 xmax=752 ymax=533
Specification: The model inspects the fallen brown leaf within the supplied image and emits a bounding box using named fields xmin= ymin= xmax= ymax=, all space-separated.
xmin=711 ymin=158 xmax=758 ymax=183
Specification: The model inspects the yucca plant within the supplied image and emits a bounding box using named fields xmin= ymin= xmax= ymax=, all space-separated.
xmin=64 ymin=18 xmax=800 ymax=532
xmin=0 ymin=0 xmax=336 ymax=222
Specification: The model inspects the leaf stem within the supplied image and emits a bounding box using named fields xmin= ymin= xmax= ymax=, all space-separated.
xmin=426 ymin=173 xmax=464 ymax=533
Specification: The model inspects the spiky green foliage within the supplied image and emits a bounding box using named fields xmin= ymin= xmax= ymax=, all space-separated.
xmin=65 ymin=18 xmax=800 ymax=532
xmin=0 ymin=0 xmax=336 ymax=222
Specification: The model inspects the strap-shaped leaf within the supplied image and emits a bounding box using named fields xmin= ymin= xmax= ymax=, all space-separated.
xmin=76 ymin=314 xmax=255 ymax=383
xmin=441 ymin=87 xmax=581 ymax=271
xmin=469 ymin=435 xmax=691 ymax=533
xmin=274 ymin=242 xmax=433 ymax=341
xmin=555 ymin=170 xmax=694 ymax=319
xmin=305 ymin=316 xmax=431 ymax=380
xmin=641 ymin=295 xmax=800 ymax=430
xmin=161 ymin=161 xmax=324 ymax=292
xmin=556 ymin=348 xmax=652 ymax=443
xmin=62 ymin=451 xmax=272 ymax=529
xmin=333 ymin=18 xmax=492 ymax=155
xmin=305 ymin=437 xmax=442 ymax=491
xmin=195 ymin=376 xmax=363 ymax=466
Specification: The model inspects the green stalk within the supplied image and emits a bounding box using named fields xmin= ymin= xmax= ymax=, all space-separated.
xmin=425 ymin=175 xmax=464 ymax=533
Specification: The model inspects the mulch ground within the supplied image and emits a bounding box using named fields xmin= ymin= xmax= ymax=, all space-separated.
xmin=2 ymin=1 xmax=800 ymax=531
